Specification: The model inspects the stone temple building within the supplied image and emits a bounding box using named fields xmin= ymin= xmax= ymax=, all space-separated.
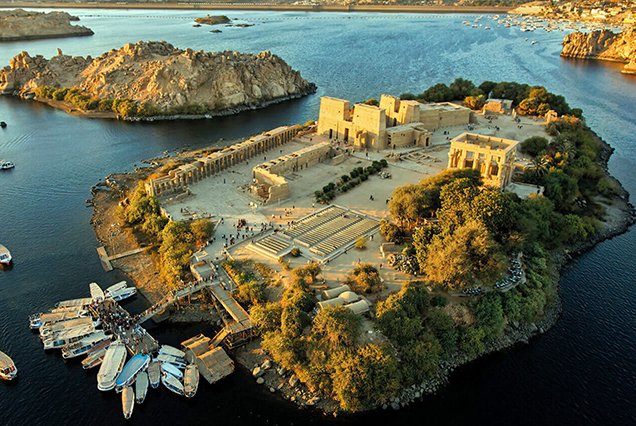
xmin=447 ymin=132 xmax=519 ymax=189
xmin=316 ymin=95 xmax=471 ymax=151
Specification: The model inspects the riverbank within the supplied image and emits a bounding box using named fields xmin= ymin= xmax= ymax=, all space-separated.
xmin=0 ymin=2 xmax=512 ymax=14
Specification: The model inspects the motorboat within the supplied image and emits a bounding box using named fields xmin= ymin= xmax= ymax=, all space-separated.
xmin=29 ymin=307 xmax=87 ymax=330
xmin=147 ymin=361 xmax=160 ymax=389
xmin=184 ymin=364 xmax=199 ymax=398
xmin=39 ymin=317 xmax=94 ymax=338
xmin=97 ymin=341 xmax=127 ymax=391
xmin=161 ymin=372 xmax=184 ymax=396
xmin=0 ymin=161 xmax=14 ymax=170
xmin=0 ymin=244 xmax=12 ymax=266
xmin=55 ymin=297 xmax=93 ymax=309
xmin=155 ymin=353 xmax=186 ymax=369
xmin=109 ymin=287 xmax=137 ymax=302
xmin=106 ymin=281 xmax=127 ymax=294
xmin=159 ymin=345 xmax=186 ymax=359
xmin=115 ymin=354 xmax=150 ymax=392
xmin=81 ymin=340 xmax=112 ymax=369
xmin=0 ymin=351 xmax=17 ymax=380
xmin=89 ymin=282 xmax=105 ymax=302
xmin=62 ymin=331 xmax=110 ymax=359
xmin=42 ymin=324 xmax=96 ymax=350
xmin=135 ymin=371 xmax=148 ymax=404
xmin=122 ymin=386 xmax=135 ymax=419
xmin=161 ymin=362 xmax=183 ymax=380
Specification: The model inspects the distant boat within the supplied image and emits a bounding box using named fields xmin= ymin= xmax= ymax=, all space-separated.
xmin=161 ymin=372 xmax=184 ymax=396
xmin=0 ymin=121 xmax=6 ymax=128
xmin=184 ymin=364 xmax=199 ymax=398
xmin=0 ymin=351 xmax=17 ymax=381
xmin=147 ymin=361 xmax=160 ymax=389
xmin=115 ymin=354 xmax=150 ymax=392
xmin=122 ymin=386 xmax=135 ymax=419
xmin=135 ymin=371 xmax=148 ymax=404
xmin=161 ymin=362 xmax=183 ymax=380
xmin=97 ymin=341 xmax=127 ymax=391
xmin=0 ymin=245 xmax=12 ymax=266
xmin=0 ymin=161 xmax=14 ymax=170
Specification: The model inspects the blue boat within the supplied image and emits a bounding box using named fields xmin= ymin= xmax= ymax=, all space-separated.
xmin=115 ymin=354 xmax=150 ymax=392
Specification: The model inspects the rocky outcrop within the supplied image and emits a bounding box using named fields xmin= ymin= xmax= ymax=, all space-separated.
xmin=561 ymin=29 xmax=636 ymax=75
xmin=0 ymin=9 xmax=93 ymax=42
xmin=0 ymin=41 xmax=316 ymax=118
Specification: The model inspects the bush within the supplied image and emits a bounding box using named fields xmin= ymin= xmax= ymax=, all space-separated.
xmin=290 ymin=247 xmax=301 ymax=257
xmin=346 ymin=263 xmax=382 ymax=294
xmin=521 ymin=136 xmax=549 ymax=157
xmin=355 ymin=236 xmax=367 ymax=250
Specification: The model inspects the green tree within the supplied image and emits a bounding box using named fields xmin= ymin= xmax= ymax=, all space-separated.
xmin=464 ymin=94 xmax=486 ymax=110
xmin=427 ymin=309 xmax=458 ymax=355
xmin=311 ymin=306 xmax=361 ymax=349
xmin=475 ymin=293 xmax=505 ymax=338
xmin=521 ymin=136 xmax=549 ymax=157
xmin=249 ymin=302 xmax=282 ymax=333
xmin=190 ymin=218 xmax=214 ymax=245
xmin=345 ymin=263 xmax=383 ymax=294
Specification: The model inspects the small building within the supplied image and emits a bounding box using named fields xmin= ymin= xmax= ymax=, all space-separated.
xmin=448 ymin=132 xmax=519 ymax=189
xmin=321 ymin=284 xmax=351 ymax=300
xmin=483 ymin=98 xmax=513 ymax=115
xmin=181 ymin=334 xmax=235 ymax=385
xmin=344 ymin=299 xmax=370 ymax=315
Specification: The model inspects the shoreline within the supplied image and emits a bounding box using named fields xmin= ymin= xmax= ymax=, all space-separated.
xmin=0 ymin=2 xmax=512 ymax=14
xmin=0 ymin=30 xmax=93 ymax=42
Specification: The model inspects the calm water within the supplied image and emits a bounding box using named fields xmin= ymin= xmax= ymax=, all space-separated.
xmin=0 ymin=9 xmax=635 ymax=426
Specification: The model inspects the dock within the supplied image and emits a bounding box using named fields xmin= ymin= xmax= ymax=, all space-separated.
xmin=181 ymin=334 xmax=235 ymax=385
xmin=96 ymin=246 xmax=150 ymax=272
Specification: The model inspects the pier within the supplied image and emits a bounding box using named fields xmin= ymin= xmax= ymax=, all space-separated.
xmin=89 ymin=299 xmax=158 ymax=355
xmin=96 ymin=246 xmax=150 ymax=272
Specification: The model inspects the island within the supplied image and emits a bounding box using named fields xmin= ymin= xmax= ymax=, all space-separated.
xmin=0 ymin=9 xmax=93 ymax=42
xmin=0 ymin=41 xmax=316 ymax=120
xmin=561 ymin=29 xmax=636 ymax=75
xmin=194 ymin=15 xmax=231 ymax=25
xmin=89 ymin=79 xmax=633 ymax=414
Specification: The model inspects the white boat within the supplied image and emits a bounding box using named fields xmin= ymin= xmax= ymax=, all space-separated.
xmin=135 ymin=371 xmax=148 ymax=404
xmin=39 ymin=317 xmax=95 ymax=338
xmin=81 ymin=340 xmax=112 ymax=369
xmin=55 ymin=297 xmax=93 ymax=309
xmin=115 ymin=354 xmax=150 ymax=392
xmin=109 ymin=287 xmax=137 ymax=302
xmin=156 ymin=353 xmax=186 ymax=369
xmin=0 ymin=160 xmax=14 ymax=170
xmin=161 ymin=372 xmax=184 ymax=396
xmin=159 ymin=345 xmax=186 ymax=359
xmin=184 ymin=364 xmax=199 ymax=398
xmin=0 ymin=351 xmax=17 ymax=380
xmin=62 ymin=331 xmax=110 ymax=359
xmin=97 ymin=341 xmax=127 ymax=391
xmin=0 ymin=244 xmax=12 ymax=266
xmin=29 ymin=307 xmax=87 ymax=330
xmin=147 ymin=361 xmax=160 ymax=389
xmin=89 ymin=282 xmax=105 ymax=302
xmin=161 ymin=362 xmax=183 ymax=380
xmin=42 ymin=324 xmax=96 ymax=350
xmin=106 ymin=281 xmax=127 ymax=294
xmin=122 ymin=386 xmax=135 ymax=419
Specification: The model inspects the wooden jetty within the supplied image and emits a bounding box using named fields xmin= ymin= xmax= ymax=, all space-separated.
xmin=96 ymin=246 xmax=149 ymax=272
xmin=181 ymin=334 xmax=234 ymax=385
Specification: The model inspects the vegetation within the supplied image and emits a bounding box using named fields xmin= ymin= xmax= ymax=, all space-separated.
xmin=399 ymin=79 xmax=578 ymax=118
xmin=223 ymin=259 xmax=267 ymax=306
xmin=314 ymin=160 xmax=388 ymax=204
xmin=345 ymin=263 xmax=383 ymax=294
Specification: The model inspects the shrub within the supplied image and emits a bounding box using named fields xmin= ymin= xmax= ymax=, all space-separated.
xmin=290 ymin=247 xmax=301 ymax=257
xmin=355 ymin=236 xmax=367 ymax=250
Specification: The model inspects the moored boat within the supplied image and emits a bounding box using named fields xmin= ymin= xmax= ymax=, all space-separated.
xmin=161 ymin=362 xmax=183 ymax=380
xmin=0 ymin=161 xmax=14 ymax=170
xmin=29 ymin=307 xmax=88 ymax=330
xmin=89 ymin=282 xmax=105 ymax=302
xmin=161 ymin=372 xmax=184 ymax=396
xmin=106 ymin=281 xmax=127 ymax=294
xmin=147 ymin=361 xmax=160 ymax=389
xmin=97 ymin=340 xmax=127 ymax=391
xmin=81 ymin=339 xmax=112 ymax=369
xmin=159 ymin=344 xmax=186 ymax=359
xmin=39 ymin=317 xmax=95 ymax=338
xmin=156 ymin=353 xmax=186 ymax=369
xmin=122 ymin=386 xmax=135 ymax=419
xmin=61 ymin=331 xmax=110 ymax=359
xmin=42 ymin=324 xmax=96 ymax=350
xmin=0 ymin=244 xmax=12 ymax=266
xmin=109 ymin=287 xmax=137 ymax=302
xmin=184 ymin=364 xmax=199 ymax=398
xmin=135 ymin=371 xmax=148 ymax=404
xmin=115 ymin=354 xmax=150 ymax=392
xmin=55 ymin=297 xmax=93 ymax=309
xmin=0 ymin=351 xmax=17 ymax=380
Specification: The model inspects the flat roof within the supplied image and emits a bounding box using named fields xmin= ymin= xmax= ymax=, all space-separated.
xmin=451 ymin=132 xmax=519 ymax=152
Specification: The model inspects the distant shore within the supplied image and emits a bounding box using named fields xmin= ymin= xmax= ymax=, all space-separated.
xmin=0 ymin=2 xmax=512 ymax=14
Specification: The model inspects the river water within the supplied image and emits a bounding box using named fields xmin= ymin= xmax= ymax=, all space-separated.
xmin=0 ymin=9 xmax=634 ymax=426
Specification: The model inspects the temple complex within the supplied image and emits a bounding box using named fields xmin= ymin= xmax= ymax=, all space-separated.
xmin=145 ymin=125 xmax=300 ymax=197
xmin=316 ymin=95 xmax=470 ymax=150
xmin=447 ymin=132 xmax=519 ymax=189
